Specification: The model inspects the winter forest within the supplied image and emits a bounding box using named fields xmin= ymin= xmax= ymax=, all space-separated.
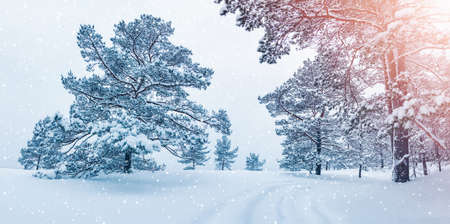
xmin=1 ymin=0 xmax=449 ymax=223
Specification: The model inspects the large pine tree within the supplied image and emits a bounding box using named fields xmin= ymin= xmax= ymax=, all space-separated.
xmin=62 ymin=15 xmax=231 ymax=153
xmin=58 ymin=14 xmax=232 ymax=177
xmin=20 ymin=14 xmax=232 ymax=178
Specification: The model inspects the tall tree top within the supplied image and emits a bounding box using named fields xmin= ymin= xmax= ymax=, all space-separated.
xmin=216 ymin=0 xmax=449 ymax=63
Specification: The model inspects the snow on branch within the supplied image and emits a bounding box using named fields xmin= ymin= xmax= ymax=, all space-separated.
xmin=396 ymin=45 xmax=450 ymax=61
xmin=394 ymin=153 xmax=409 ymax=167
xmin=413 ymin=119 xmax=447 ymax=151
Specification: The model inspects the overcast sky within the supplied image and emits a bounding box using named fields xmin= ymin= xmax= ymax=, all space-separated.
xmin=0 ymin=0 xmax=314 ymax=170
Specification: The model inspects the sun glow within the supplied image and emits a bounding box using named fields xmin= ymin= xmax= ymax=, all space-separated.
xmin=434 ymin=0 xmax=450 ymax=10
xmin=426 ymin=0 xmax=450 ymax=30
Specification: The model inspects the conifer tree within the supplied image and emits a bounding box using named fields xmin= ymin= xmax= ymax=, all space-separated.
xmin=260 ymin=53 xmax=346 ymax=175
xmin=60 ymin=109 xmax=166 ymax=177
xmin=60 ymin=14 xmax=231 ymax=171
xmin=18 ymin=114 xmax=66 ymax=170
xmin=245 ymin=153 xmax=265 ymax=171
xmin=178 ymin=135 xmax=209 ymax=170
xmin=214 ymin=136 xmax=238 ymax=170
xmin=19 ymin=14 xmax=232 ymax=178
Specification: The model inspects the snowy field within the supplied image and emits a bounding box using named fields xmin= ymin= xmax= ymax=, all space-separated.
xmin=1 ymin=168 xmax=449 ymax=224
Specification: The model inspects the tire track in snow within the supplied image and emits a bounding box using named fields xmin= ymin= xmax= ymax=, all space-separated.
xmin=240 ymin=181 xmax=333 ymax=224
xmin=240 ymin=183 xmax=290 ymax=224
xmin=195 ymin=180 xmax=297 ymax=224
xmin=291 ymin=184 xmax=333 ymax=224
xmin=275 ymin=194 xmax=287 ymax=223
xmin=195 ymin=176 xmax=337 ymax=224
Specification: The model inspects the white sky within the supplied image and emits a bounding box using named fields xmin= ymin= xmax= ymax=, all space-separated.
xmin=0 ymin=0 xmax=314 ymax=170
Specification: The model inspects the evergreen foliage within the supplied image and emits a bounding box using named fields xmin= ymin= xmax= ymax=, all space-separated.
xmin=245 ymin=153 xmax=265 ymax=171
xmin=261 ymin=53 xmax=392 ymax=175
xmin=19 ymin=14 xmax=231 ymax=178
xmin=214 ymin=136 xmax=238 ymax=170
xmin=260 ymin=53 xmax=348 ymax=175
xmin=18 ymin=113 xmax=66 ymax=170
xmin=216 ymin=0 xmax=450 ymax=182
xmin=178 ymin=134 xmax=210 ymax=170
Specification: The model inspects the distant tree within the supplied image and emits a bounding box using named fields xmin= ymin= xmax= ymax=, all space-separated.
xmin=178 ymin=135 xmax=210 ymax=170
xmin=18 ymin=113 xmax=66 ymax=170
xmin=214 ymin=135 xmax=238 ymax=170
xmin=246 ymin=153 xmax=265 ymax=171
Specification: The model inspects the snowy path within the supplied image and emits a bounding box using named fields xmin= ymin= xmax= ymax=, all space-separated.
xmin=1 ymin=168 xmax=450 ymax=224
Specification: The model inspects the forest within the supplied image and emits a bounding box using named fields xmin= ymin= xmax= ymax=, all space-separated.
xmin=17 ymin=0 xmax=449 ymax=183
xmin=1 ymin=0 xmax=449 ymax=223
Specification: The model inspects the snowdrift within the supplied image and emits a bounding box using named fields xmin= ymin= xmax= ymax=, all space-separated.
xmin=1 ymin=168 xmax=449 ymax=224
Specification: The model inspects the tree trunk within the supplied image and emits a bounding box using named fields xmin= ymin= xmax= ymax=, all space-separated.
xmin=36 ymin=154 xmax=41 ymax=171
xmin=358 ymin=130 xmax=363 ymax=179
xmin=315 ymin=161 xmax=321 ymax=175
xmin=393 ymin=125 xmax=409 ymax=182
xmin=315 ymin=123 xmax=322 ymax=175
xmin=383 ymin=52 xmax=394 ymax=169
xmin=358 ymin=164 xmax=362 ymax=178
xmin=435 ymin=143 xmax=442 ymax=172
xmin=387 ymin=47 xmax=410 ymax=183
xmin=221 ymin=160 xmax=225 ymax=170
xmin=124 ymin=151 xmax=132 ymax=173
xmin=192 ymin=161 xmax=196 ymax=170
xmin=421 ymin=153 xmax=428 ymax=176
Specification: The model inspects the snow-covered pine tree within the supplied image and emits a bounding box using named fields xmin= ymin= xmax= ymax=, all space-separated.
xmin=178 ymin=134 xmax=209 ymax=170
xmin=214 ymin=135 xmax=238 ymax=170
xmin=345 ymin=100 xmax=388 ymax=178
xmin=20 ymin=14 xmax=232 ymax=178
xmin=60 ymin=14 xmax=231 ymax=165
xmin=18 ymin=113 xmax=66 ymax=170
xmin=409 ymin=129 xmax=434 ymax=177
xmin=132 ymin=153 xmax=165 ymax=172
xmin=260 ymin=53 xmax=346 ymax=175
xmin=245 ymin=153 xmax=265 ymax=171
xmin=279 ymin=142 xmax=315 ymax=172
xmin=61 ymin=109 xmax=164 ymax=178
xmin=405 ymin=73 xmax=450 ymax=174
xmin=217 ymin=0 xmax=450 ymax=183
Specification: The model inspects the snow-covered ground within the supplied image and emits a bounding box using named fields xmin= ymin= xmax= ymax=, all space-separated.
xmin=1 ymin=168 xmax=449 ymax=224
